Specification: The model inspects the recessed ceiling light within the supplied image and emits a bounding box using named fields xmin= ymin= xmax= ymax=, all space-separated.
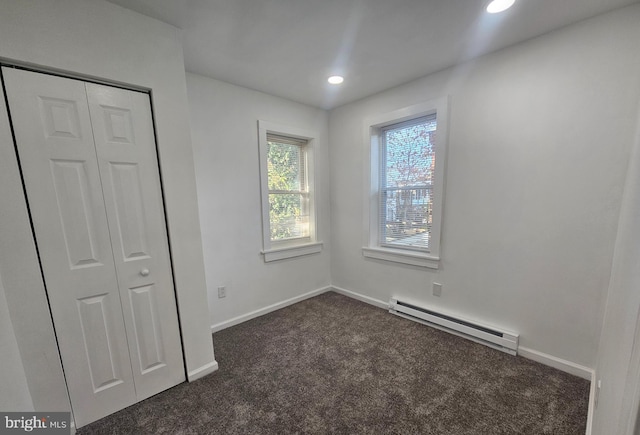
xmin=486 ymin=0 xmax=515 ymax=13
xmin=327 ymin=76 xmax=344 ymax=85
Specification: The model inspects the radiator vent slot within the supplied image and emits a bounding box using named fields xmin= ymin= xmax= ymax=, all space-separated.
xmin=389 ymin=298 xmax=519 ymax=355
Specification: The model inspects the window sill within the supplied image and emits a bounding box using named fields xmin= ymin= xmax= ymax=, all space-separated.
xmin=262 ymin=241 xmax=323 ymax=262
xmin=362 ymin=247 xmax=439 ymax=269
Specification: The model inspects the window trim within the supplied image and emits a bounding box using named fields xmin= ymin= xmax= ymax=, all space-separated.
xmin=258 ymin=120 xmax=322 ymax=262
xmin=362 ymin=97 xmax=449 ymax=269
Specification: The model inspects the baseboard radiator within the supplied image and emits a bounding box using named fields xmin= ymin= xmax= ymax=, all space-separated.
xmin=389 ymin=298 xmax=519 ymax=355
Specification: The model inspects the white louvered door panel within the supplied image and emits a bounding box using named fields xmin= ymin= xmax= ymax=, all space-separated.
xmin=86 ymin=83 xmax=185 ymax=400
xmin=2 ymin=67 xmax=137 ymax=427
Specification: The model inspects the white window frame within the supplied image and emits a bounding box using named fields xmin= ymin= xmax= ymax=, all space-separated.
xmin=258 ymin=120 xmax=322 ymax=262
xmin=362 ymin=97 xmax=449 ymax=269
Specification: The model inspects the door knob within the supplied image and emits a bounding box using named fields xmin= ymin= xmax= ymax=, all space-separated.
xmin=140 ymin=268 xmax=150 ymax=277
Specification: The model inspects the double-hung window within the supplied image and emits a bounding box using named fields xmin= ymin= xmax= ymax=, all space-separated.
xmin=380 ymin=115 xmax=436 ymax=250
xmin=258 ymin=121 xmax=322 ymax=262
xmin=267 ymin=133 xmax=309 ymax=241
xmin=363 ymin=98 xmax=448 ymax=268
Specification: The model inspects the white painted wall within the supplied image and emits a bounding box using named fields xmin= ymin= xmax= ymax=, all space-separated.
xmin=329 ymin=4 xmax=640 ymax=368
xmin=187 ymin=73 xmax=331 ymax=329
xmin=0 ymin=0 xmax=216 ymax=414
xmin=0 ymin=273 xmax=33 ymax=411
xmin=592 ymin=91 xmax=640 ymax=434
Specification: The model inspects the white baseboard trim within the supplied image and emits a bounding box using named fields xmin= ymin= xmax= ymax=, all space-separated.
xmin=585 ymin=370 xmax=596 ymax=435
xmin=187 ymin=360 xmax=219 ymax=382
xmin=518 ymin=346 xmax=593 ymax=380
xmin=210 ymin=286 xmax=332 ymax=333
xmin=330 ymin=285 xmax=388 ymax=309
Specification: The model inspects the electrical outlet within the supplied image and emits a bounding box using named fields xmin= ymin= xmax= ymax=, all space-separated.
xmin=218 ymin=286 xmax=226 ymax=298
xmin=433 ymin=282 xmax=442 ymax=297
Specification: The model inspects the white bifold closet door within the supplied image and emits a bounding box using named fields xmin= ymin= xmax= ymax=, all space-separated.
xmin=2 ymin=67 xmax=185 ymax=427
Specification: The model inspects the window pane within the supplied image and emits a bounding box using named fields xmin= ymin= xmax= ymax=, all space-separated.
xmin=384 ymin=118 xmax=436 ymax=188
xmin=381 ymin=116 xmax=436 ymax=251
xmin=381 ymin=187 xmax=432 ymax=249
xmin=269 ymin=193 xmax=309 ymax=241
xmin=267 ymin=141 xmax=303 ymax=191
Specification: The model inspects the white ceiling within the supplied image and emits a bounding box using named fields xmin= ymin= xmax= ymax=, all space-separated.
xmin=107 ymin=0 xmax=639 ymax=109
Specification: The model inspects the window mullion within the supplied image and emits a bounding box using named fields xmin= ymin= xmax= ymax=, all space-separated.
xmin=269 ymin=190 xmax=306 ymax=195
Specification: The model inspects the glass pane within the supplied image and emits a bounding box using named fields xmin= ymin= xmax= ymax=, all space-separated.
xmin=384 ymin=119 xmax=436 ymax=188
xmin=381 ymin=187 xmax=432 ymax=250
xmin=269 ymin=193 xmax=309 ymax=241
xmin=267 ymin=141 xmax=303 ymax=191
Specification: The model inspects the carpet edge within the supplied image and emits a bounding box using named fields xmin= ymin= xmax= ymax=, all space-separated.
xmin=210 ymin=286 xmax=332 ymax=333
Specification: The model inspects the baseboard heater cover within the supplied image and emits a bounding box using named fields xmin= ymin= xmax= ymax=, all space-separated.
xmin=389 ymin=298 xmax=519 ymax=355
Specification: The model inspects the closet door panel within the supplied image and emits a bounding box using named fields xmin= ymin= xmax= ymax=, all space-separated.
xmin=2 ymin=67 xmax=136 ymax=427
xmin=86 ymin=83 xmax=185 ymax=400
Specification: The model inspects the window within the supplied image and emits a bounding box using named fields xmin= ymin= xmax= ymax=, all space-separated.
xmin=258 ymin=121 xmax=322 ymax=262
xmin=380 ymin=115 xmax=436 ymax=251
xmin=362 ymin=98 xmax=448 ymax=268
xmin=266 ymin=134 xmax=309 ymax=241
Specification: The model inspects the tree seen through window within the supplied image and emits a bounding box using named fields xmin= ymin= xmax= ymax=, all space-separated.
xmin=267 ymin=136 xmax=309 ymax=241
xmin=381 ymin=115 xmax=436 ymax=250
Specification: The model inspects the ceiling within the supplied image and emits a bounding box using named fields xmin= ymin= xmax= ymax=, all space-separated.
xmin=107 ymin=0 xmax=639 ymax=109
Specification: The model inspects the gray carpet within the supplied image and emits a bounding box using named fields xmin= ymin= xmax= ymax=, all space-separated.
xmin=79 ymin=291 xmax=590 ymax=434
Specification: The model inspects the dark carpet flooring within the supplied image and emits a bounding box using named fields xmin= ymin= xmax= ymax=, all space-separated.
xmin=79 ymin=291 xmax=590 ymax=434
